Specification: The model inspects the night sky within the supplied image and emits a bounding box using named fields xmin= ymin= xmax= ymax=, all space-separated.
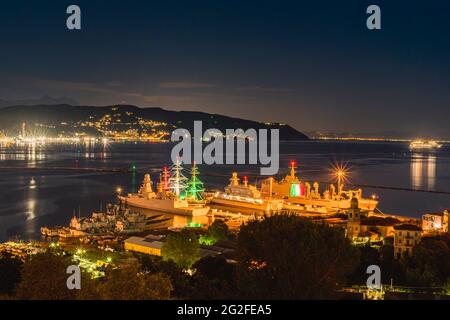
xmin=0 ymin=0 xmax=449 ymax=137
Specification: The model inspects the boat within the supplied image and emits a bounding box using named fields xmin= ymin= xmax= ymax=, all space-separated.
xmin=211 ymin=172 xmax=283 ymax=214
xmin=260 ymin=162 xmax=378 ymax=212
xmin=119 ymin=173 xmax=210 ymax=217
xmin=409 ymin=140 xmax=442 ymax=151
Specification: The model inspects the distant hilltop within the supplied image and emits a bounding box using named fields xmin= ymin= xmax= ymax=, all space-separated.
xmin=0 ymin=104 xmax=309 ymax=141
xmin=0 ymin=96 xmax=79 ymax=108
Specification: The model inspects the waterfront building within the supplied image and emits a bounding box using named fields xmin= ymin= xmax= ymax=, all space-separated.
xmin=346 ymin=197 xmax=402 ymax=245
xmin=346 ymin=197 xmax=363 ymax=240
xmin=123 ymin=235 xmax=234 ymax=258
xmin=124 ymin=235 xmax=164 ymax=256
xmin=422 ymin=210 xmax=449 ymax=234
xmin=393 ymin=224 xmax=422 ymax=259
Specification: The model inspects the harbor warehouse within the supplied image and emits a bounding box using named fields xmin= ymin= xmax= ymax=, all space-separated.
xmin=124 ymin=236 xmax=163 ymax=256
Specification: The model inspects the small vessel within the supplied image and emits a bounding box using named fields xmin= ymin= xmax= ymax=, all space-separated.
xmin=211 ymin=172 xmax=283 ymax=214
xmin=260 ymin=162 xmax=378 ymax=212
xmin=119 ymin=172 xmax=210 ymax=217
xmin=409 ymin=140 xmax=442 ymax=151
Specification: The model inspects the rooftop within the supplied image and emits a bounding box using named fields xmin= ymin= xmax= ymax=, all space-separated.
xmin=360 ymin=217 xmax=400 ymax=227
xmin=394 ymin=224 xmax=422 ymax=231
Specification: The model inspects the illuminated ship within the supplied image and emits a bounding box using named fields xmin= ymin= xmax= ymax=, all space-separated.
xmin=260 ymin=162 xmax=378 ymax=212
xmin=119 ymin=167 xmax=210 ymax=217
xmin=409 ymin=140 xmax=442 ymax=151
xmin=211 ymin=172 xmax=283 ymax=214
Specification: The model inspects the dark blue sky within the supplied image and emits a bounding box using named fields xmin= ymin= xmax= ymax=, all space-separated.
xmin=0 ymin=0 xmax=449 ymax=137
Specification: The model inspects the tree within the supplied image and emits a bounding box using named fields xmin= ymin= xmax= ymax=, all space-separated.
xmin=207 ymin=220 xmax=230 ymax=243
xmin=137 ymin=254 xmax=192 ymax=299
xmin=161 ymin=229 xmax=200 ymax=269
xmin=236 ymin=215 xmax=359 ymax=299
xmin=193 ymin=256 xmax=235 ymax=282
xmin=15 ymin=252 xmax=76 ymax=300
xmin=401 ymin=238 xmax=450 ymax=287
xmin=0 ymin=253 xmax=22 ymax=296
xmin=189 ymin=256 xmax=237 ymax=299
xmin=97 ymin=264 xmax=172 ymax=300
xmin=76 ymin=263 xmax=172 ymax=300
xmin=348 ymin=245 xmax=381 ymax=284
xmin=444 ymin=278 xmax=450 ymax=295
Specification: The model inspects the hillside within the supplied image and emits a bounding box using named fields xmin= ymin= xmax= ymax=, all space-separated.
xmin=0 ymin=104 xmax=309 ymax=141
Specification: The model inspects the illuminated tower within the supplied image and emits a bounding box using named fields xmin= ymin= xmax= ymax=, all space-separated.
xmin=184 ymin=162 xmax=205 ymax=201
xmin=139 ymin=174 xmax=156 ymax=199
xmin=168 ymin=159 xmax=187 ymax=197
xmin=21 ymin=122 xmax=27 ymax=138
xmin=230 ymin=172 xmax=240 ymax=186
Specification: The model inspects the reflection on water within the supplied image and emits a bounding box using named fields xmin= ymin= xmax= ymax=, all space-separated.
xmin=410 ymin=153 xmax=436 ymax=190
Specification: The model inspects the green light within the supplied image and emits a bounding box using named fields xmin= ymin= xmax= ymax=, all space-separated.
xmin=185 ymin=163 xmax=205 ymax=201
xmin=199 ymin=235 xmax=216 ymax=245
xmin=188 ymin=222 xmax=203 ymax=228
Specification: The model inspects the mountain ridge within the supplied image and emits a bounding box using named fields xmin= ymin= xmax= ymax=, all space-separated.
xmin=0 ymin=104 xmax=309 ymax=140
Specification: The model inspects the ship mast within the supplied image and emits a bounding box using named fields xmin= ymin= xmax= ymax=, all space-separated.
xmin=161 ymin=166 xmax=170 ymax=192
xmin=243 ymin=175 xmax=248 ymax=187
xmin=168 ymin=159 xmax=188 ymax=197
xmin=290 ymin=161 xmax=297 ymax=179
xmin=185 ymin=162 xmax=205 ymax=201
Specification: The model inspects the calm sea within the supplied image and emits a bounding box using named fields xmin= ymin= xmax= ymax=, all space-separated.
xmin=0 ymin=140 xmax=449 ymax=241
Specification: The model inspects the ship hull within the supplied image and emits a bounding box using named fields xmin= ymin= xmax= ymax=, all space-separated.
xmin=120 ymin=196 xmax=210 ymax=217
xmin=211 ymin=197 xmax=283 ymax=214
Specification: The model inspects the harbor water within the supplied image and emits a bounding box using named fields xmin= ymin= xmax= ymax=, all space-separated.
xmin=0 ymin=140 xmax=449 ymax=241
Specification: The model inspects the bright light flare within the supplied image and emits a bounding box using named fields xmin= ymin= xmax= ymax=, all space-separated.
xmin=329 ymin=161 xmax=351 ymax=185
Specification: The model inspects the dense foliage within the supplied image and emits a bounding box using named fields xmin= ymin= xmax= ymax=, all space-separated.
xmin=236 ymin=215 xmax=360 ymax=299
xmin=2 ymin=220 xmax=450 ymax=300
